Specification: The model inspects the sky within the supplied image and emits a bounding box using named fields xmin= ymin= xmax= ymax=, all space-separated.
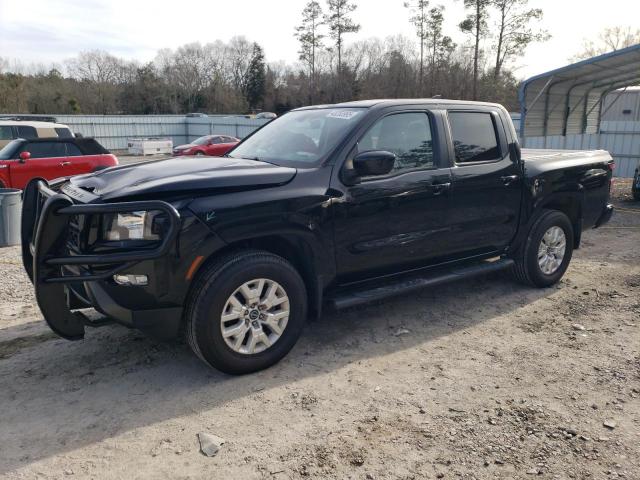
xmin=1 ymin=0 xmax=639 ymax=80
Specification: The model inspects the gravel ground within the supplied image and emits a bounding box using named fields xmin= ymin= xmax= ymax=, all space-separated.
xmin=0 ymin=179 xmax=638 ymax=480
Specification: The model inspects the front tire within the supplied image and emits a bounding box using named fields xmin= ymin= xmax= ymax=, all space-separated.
xmin=185 ymin=250 xmax=307 ymax=374
xmin=512 ymin=210 xmax=574 ymax=288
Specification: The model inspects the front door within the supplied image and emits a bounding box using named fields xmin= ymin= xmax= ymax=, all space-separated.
xmin=446 ymin=109 xmax=522 ymax=256
xmin=332 ymin=110 xmax=453 ymax=282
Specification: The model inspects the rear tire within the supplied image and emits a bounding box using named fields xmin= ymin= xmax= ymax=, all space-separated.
xmin=185 ymin=250 xmax=307 ymax=375
xmin=195 ymin=151 xmax=205 ymax=156
xmin=511 ymin=210 xmax=574 ymax=288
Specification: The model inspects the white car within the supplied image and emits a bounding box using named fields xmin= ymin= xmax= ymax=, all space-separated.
xmin=0 ymin=119 xmax=74 ymax=148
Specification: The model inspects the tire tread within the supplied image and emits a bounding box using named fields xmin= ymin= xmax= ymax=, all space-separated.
xmin=184 ymin=249 xmax=306 ymax=373
xmin=511 ymin=209 xmax=573 ymax=287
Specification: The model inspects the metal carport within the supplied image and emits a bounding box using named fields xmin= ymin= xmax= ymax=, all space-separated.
xmin=519 ymin=43 xmax=640 ymax=140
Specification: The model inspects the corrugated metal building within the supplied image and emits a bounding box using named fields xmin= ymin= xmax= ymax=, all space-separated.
xmin=519 ymin=44 xmax=640 ymax=177
xmin=24 ymin=114 xmax=270 ymax=151
xmin=601 ymin=87 xmax=640 ymax=122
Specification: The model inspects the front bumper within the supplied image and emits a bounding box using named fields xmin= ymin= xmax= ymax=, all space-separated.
xmin=21 ymin=179 xmax=182 ymax=340
xmin=594 ymin=203 xmax=614 ymax=228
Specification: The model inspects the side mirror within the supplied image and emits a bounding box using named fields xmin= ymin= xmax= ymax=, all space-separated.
xmin=353 ymin=150 xmax=396 ymax=177
xmin=19 ymin=151 xmax=31 ymax=163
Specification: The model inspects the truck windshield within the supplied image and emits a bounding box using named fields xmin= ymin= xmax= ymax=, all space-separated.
xmin=229 ymin=108 xmax=366 ymax=166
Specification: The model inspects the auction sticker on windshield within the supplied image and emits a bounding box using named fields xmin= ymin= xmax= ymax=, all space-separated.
xmin=327 ymin=110 xmax=361 ymax=120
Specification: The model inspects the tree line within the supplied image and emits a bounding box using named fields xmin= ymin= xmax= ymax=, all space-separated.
xmin=0 ymin=0 xmax=557 ymax=116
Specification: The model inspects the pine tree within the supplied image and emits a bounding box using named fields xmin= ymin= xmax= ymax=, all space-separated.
xmin=459 ymin=0 xmax=491 ymax=100
xmin=295 ymin=1 xmax=325 ymax=104
xmin=324 ymin=0 xmax=360 ymax=80
xmin=404 ymin=0 xmax=429 ymax=95
xmin=245 ymin=43 xmax=266 ymax=110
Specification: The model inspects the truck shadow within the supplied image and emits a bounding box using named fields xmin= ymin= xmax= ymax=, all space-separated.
xmin=0 ymin=272 xmax=558 ymax=474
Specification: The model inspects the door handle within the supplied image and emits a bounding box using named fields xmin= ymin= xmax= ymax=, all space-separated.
xmin=60 ymin=161 xmax=71 ymax=167
xmin=430 ymin=182 xmax=451 ymax=195
xmin=501 ymin=175 xmax=519 ymax=186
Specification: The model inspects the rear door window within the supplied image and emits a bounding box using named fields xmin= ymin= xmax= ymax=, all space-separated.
xmin=16 ymin=126 xmax=37 ymax=139
xmin=65 ymin=143 xmax=83 ymax=156
xmin=448 ymin=112 xmax=501 ymax=163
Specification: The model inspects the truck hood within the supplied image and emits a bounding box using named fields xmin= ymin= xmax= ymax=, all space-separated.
xmin=68 ymin=156 xmax=297 ymax=201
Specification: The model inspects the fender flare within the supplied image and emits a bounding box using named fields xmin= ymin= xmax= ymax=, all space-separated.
xmin=510 ymin=190 xmax=585 ymax=255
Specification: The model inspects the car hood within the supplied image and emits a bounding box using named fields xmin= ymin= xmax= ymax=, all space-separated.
xmin=174 ymin=144 xmax=194 ymax=150
xmin=67 ymin=156 xmax=297 ymax=201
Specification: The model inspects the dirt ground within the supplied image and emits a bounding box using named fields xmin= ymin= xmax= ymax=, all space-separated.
xmin=0 ymin=180 xmax=638 ymax=480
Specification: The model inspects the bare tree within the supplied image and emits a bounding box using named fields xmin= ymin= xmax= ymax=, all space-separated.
xmin=572 ymin=26 xmax=640 ymax=61
xmin=491 ymin=0 xmax=548 ymax=79
xmin=0 ymin=24 xmax=526 ymax=115
xmin=459 ymin=0 xmax=491 ymax=100
xmin=226 ymin=36 xmax=254 ymax=94
xmin=169 ymin=43 xmax=214 ymax=112
xmin=65 ymin=50 xmax=132 ymax=113
xmin=295 ymin=1 xmax=325 ymax=103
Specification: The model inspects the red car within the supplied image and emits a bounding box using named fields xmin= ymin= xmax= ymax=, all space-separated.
xmin=0 ymin=138 xmax=118 ymax=189
xmin=173 ymin=135 xmax=240 ymax=157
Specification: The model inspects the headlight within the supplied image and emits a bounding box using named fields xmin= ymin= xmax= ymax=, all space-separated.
xmin=102 ymin=211 xmax=163 ymax=241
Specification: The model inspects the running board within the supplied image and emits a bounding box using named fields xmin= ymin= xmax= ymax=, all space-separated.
xmin=327 ymin=258 xmax=514 ymax=310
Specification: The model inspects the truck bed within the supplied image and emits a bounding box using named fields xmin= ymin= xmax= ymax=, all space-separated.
xmin=521 ymin=148 xmax=613 ymax=175
xmin=521 ymin=148 xmax=612 ymax=163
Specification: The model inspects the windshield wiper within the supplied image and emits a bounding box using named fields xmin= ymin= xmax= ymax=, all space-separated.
xmin=225 ymin=154 xmax=277 ymax=165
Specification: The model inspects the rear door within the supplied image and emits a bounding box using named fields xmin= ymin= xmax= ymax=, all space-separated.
xmin=446 ymin=109 xmax=522 ymax=256
xmin=10 ymin=141 xmax=68 ymax=189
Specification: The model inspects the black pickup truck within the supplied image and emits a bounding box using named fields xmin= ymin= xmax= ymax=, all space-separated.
xmin=21 ymin=100 xmax=614 ymax=374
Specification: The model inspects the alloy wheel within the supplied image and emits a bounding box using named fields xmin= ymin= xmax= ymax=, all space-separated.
xmin=220 ymin=278 xmax=290 ymax=355
xmin=537 ymin=226 xmax=566 ymax=275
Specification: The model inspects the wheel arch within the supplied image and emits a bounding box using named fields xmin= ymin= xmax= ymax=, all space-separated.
xmin=189 ymin=233 xmax=332 ymax=319
xmin=537 ymin=193 xmax=583 ymax=249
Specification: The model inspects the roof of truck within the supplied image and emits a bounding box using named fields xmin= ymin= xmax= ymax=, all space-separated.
xmin=296 ymin=99 xmax=504 ymax=110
